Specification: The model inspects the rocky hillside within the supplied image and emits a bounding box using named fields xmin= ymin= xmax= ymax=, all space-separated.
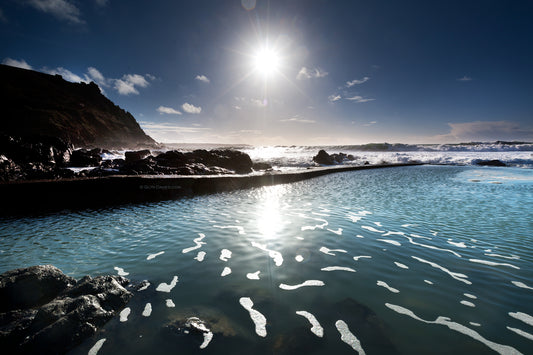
xmin=0 ymin=64 xmax=156 ymax=149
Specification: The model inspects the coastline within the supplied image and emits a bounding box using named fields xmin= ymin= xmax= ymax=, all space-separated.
xmin=0 ymin=163 xmax=422 ymax=215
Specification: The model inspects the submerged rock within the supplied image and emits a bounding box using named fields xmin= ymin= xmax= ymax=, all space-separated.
xmin=0 ymin=265 xmax=132 ymax=354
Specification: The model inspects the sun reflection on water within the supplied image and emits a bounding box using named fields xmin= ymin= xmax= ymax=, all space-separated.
xmin=255 ymin=185 xmax=288 ymax=240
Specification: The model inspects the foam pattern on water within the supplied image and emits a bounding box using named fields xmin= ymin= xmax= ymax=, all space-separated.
xmin=2 ymin=166 xmax=532 ymax=354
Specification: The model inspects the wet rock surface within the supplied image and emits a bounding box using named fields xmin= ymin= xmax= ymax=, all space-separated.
xmin=0 ymin=265 xmax=132 ymax=354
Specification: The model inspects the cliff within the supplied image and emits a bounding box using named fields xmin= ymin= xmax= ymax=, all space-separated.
xmin=0 ymin=64 xmax=156 ymax=149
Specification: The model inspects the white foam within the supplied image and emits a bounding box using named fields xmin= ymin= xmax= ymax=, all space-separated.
xmin=377 ymin=280 xmax=400 ymax=293
xmin=402 ymin=223 xmax=417 ymax=227
xmin=424 ymin=280 xmax=434 ymax=285
xmin=251 ymin=241 xmax=283 ymax=266
xmin=461 ymin=300 xmax=476 ymax=307
xmin=221 ymin=267 xmax=232 ymax=277
xmin=470 ymin=322 xmax=481 ymax=327
xmin=353 ymin=255 xmax=372 ymax=261
xmin=410 ymin=233 xmax=432 ymax=240
xmin=447 ymin=241 xmax=467 ymax=248
xmin=327 ymin=228 xmax=343 ymax=235
xmin=138 ymin=282 xmax=150 ymax=291
xmin=374 ymin=222 xmax=383 ymax=227
xmin=507 ymin=326 xmax=533 ymax=341
xmin=220 ymin=249 xmax=232 ymax=261
xmin=464 ymin=293 xmax=477 ymax=299
xmin=485 ymin=253 xmax=520 ymax=260
xmin=247 ymin=271 xmax=261 ymax=280
xmin=412 ymin=256 xmax=471 ymax=285
xmin=213 ymin=225 xmax=245 ymax=234
xmin=142 ymin=303 xmax=152 ymax=317
xmin=296 ymin=236 xmax=305 ymax=240
xmin=119 ymin=307 xmax=131 ymax=322
xmin=156 ymin=275 xmax=178 ymax=292
xmin=296 ymin=311 xmax=323 ymax=337
xmin=406 ymin=236 xmax=462 ymax=258
xmin=295 ymin=255 xmax=304 ymax=262
xmin=182 ymin=233 xmax=207 ymax=253
xmin=335 ymin=320 xmax=366 ymax=354
xmin=165 ymin=299 xmax=175 ymax=308
xmin=114 ymin=266 xmax=129 ymax=276
xmin=509 ymin=312 xmax=533 ymax=327
xmin=362 ymin=225 xmax=385 ymax=233
xmin=88 ymin=338 xmax=106 ymax=355
xmin=430 ymin=230 xmax=439 ymax=236
xmin=385 ymin=303 xmax=521 ymax=355
xmin=301 ymin=217 xmax=328 ymax=230
xmin=200 ymin=331 xmax=213 ymax=349
xmin=382 ymin=231 xmax=406 ymax=236
xmin=348 ymin=215 xmax=363 ymax=223
xmin=239 ymin=297 xmax=267 ymax=337
xmin=147 ymin=251 xmax=165 ymax=260
xmin=512 ymin=281 xmax=533 ymax=290
xmin=377 ymin=239 xmax=401 ymax=246
xmin=394 ymin=262 xmax=409 ymax=269
xmin=355 ymin=234 xmax=365 ymax=238
xmin=319 ymin=246 xmax=347 ymax=256
xmin=194 ymin=251 xmax=206 ymax=262
xmin=279 ymin=280 xmax=325 ymax=290
xmin=321 ymin=266 xmax=356 ymax=272
xmin=469 ymin=259 xmax=520 ymax=270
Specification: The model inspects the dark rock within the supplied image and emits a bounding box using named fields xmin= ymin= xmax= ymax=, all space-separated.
xmin=252 ymin=162 xmax=273 ymax=171
xmin=313 ymin=149 xmax=335 ymax=165
xmin=313 ymin=150 xmax=355 ymax=165
xmin=125 ymin=149 xmax=151 ymax=163
xmin=0 ymin=265 xmax=75 ymax=312
xmin=0 ymin=64 xmax=156 ymax=149
xmin=475 ymin=159 xmax=507 ymax=167
xmin=69 ymin=149 xmax=102 ymax=167
xmin=0 ymin=265 xmax=132 ymax=354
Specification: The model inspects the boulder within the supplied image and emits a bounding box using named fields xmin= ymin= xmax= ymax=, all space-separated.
xmin=69 ymin=149 xmax=102 ymax=167
xmin=125 ymin=149 xmax=151 ymax=163
xmin=0 ymin=265 xmax=132 ymax=354
xmin=313 ymin=150 xmax=335 ymax=165
xmin=252 ymin=162 xmax=273 ymax=171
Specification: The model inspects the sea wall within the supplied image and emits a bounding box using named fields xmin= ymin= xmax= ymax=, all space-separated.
xmin=0 ymin=163 xmax=422 ymax=215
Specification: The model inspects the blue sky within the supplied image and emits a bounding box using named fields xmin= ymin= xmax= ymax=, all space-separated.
xmin=1 ymin=0 xmax=532 ymax=145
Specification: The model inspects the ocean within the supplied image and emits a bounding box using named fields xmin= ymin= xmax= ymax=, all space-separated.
xmin=1 ymin=145 xmax=533 ymax=354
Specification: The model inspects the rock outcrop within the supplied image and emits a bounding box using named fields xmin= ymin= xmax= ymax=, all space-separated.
xmin=312 ymin=150 xmax=355 ymax=165
xmin=0 ymin=64 xmax=156 ymax=149
xmin=0 ymin=265 xmax=132 ymax=354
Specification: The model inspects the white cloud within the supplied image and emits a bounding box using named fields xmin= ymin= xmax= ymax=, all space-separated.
xmin=363 ymin=121 xmax=377 ymax=126
xmin=328 ymin=94 xmax=341 ymax=102
xmin=346 ymin=77 xmax=370 ymax=87
xmin=87 ymin=67 xmax=105 ymax=84
xmin=157 ymin=106 xmax=182 ymax=115
xmin=27 ymin=0 xmax=84 ymax=24
xmin=195 ymin=74 xmax=210 ymax=83
xmin=113 ymin=74 xmax=150 ymax=95
xmin=436 ymin=120 xmax=533 ymax=142
xmin=296 ymin=66 xmax=328 ymax=80
xmin=2 ymin=58 xmax=32 ymax=70
xmin=182 ymin=102 xmax=202 ymax=114
xmin=42 ymin=66 xmax=87 ymax=83
xmin=457 ymin=75 xmax=473 ymax=82
xmin=280 ymin=116 xmax=315 ymax=124
xmin=346 ymin=95 xmax=375 ymax=103
xmin=233 ymin=105 xmax=242 ymax=110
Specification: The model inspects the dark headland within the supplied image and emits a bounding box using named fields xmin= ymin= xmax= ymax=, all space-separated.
xmin=0 ymin=64 xmax=421 ymax=215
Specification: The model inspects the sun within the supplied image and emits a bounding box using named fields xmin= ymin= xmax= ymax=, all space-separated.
xmin=253 ymin=47 xmax=280 ymax=77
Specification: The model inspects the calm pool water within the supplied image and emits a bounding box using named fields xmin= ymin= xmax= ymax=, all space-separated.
xmin=1 ymin=165 xmax=532 ymax=354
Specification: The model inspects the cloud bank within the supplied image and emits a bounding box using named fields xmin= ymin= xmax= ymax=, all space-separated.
xmin=435 ymin=120 xmax=533 ymax=142
xmin=2 ymin=58 xmax=33 ymax=70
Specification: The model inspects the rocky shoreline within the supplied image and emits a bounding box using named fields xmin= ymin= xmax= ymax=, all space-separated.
xmin=0 ymin=265 xmax=132 ymax=354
